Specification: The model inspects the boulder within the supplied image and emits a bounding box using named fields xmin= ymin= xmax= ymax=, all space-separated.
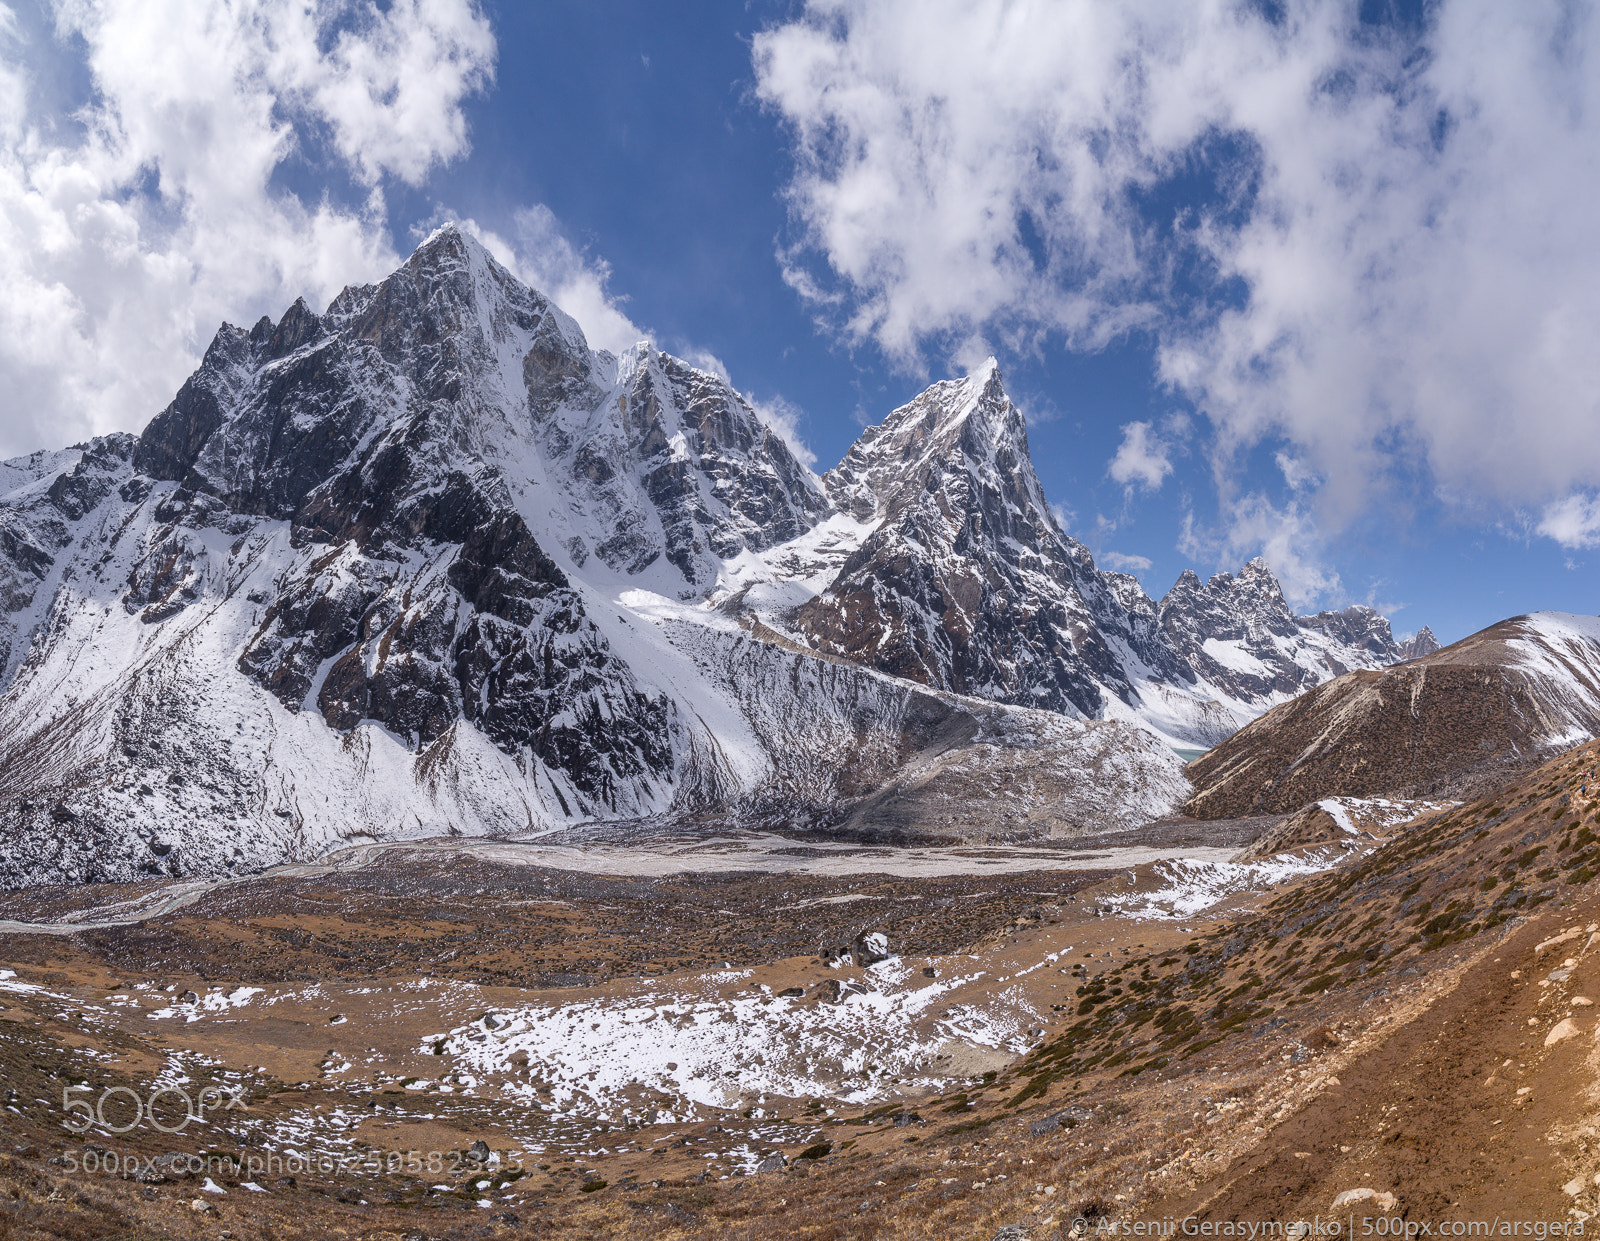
xmin=1029 ymin=1105 xmax=1091 ymax=1137
xmin=851 ymin=931 xmax=891 ymax=966
xmin=1331 ymin=1188 xmax=1397 ymax=1212
xmin=1544 ymin=1018 xmax=1583 ymax=1047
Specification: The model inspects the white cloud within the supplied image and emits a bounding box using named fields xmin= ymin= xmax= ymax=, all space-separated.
xmin=1537 ymin=493 xmax=1600 ymax=551
xmin=756 ymin=0 xmax=1600 ymax=548
xmin=283 ymin=0 xmax=495 ymax=186
xmin=1274 ymin=451 xmax=1319 ymax=493
xmin=0 ymin=0 xmax=495 ymax=457
xmin=1108 ymin=420 xmax=1173 ymax=491
xmin=1179 ymin=495 xmax=1341 ymax=611
xmin=756 ymin=0 xmax=1160 ymax=366
xmin=1099 ymin=551 xmax=1152 ymax=573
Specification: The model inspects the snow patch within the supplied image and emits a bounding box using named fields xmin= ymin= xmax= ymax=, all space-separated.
xmin=1102 ymin=849 xmax=1353 ymax=920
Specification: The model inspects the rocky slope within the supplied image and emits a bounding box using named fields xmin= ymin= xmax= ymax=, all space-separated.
xmin=1184 ymin=611 xmax=1600 ymax=818
xmin=0 ymin=227 xmax=1191 ymax=887
xmin=0 ymin=226 xmax=1430 ymax=885
xmin=767 ymin=368 xmax=1414 ymax=745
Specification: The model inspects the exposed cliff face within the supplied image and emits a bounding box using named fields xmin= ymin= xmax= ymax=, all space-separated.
xmin=0 ymin=227 xmax=1192 ymax=887
xmin=791 ymin=364 xmax=1183 ymax=719
xmin=1184 ymin=612 xmax=1600 ymax=818
xmin=775 ymin=367 xmax=1414 ymax=747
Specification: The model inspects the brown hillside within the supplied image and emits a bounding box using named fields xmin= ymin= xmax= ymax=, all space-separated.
xmin=1 ymin=742 xmax=1599 ymax=1237
xmin=1185 ymin=614 xmax=1600 ymax=819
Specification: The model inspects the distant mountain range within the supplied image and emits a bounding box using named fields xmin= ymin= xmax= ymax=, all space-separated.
xmin=0 ymin=227 xmax=1434 ymax=885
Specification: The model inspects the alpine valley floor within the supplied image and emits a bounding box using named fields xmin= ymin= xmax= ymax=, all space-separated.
xmin=2 ymin=751 xmax=1599 ymax=1241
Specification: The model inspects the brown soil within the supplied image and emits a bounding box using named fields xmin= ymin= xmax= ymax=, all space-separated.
xmin=0 ymin=743 xmax=1598 ymax=1239
xmin=1154 ymin=909 xmax=1583 ymax=1223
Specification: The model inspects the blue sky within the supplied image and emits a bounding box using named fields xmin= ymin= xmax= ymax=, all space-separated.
xmin=2 ymin=0 xmax=1598 ymax=643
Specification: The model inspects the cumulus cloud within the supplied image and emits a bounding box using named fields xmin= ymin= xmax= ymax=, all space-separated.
xmin=755 ymin=0 xmax=1159 ymax=365
xmin=1108 ymin=421 xmax=1174 ymax=491
xmin=1099 ymin=551 xmax=1153 ymax=573
xmin=0 ymin=0 xmax=495 ymax=457
xmin=1274 ymin=451 xmax=1320 ymax=494
xmin=755 ymin=0 xmax=1600 ymax=558
xmin=1538 ymin=493 xmax=1600 ymax=551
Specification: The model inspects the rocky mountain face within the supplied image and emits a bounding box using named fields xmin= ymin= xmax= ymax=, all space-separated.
xmin=0 ymin=228 xmax=1192 ymax=887
xmin=1396 ymin=625 xmax=1441 ymax=662
xmin=773 ymin=368 xmax=1414 ymax=746
xmin=790 ymin=364 xmax=1184 ymax=720
xmin=1183 ymin=612 xmax=1600 ymax=818
xmin=0 ymin=226 xmax=1427 ymax=886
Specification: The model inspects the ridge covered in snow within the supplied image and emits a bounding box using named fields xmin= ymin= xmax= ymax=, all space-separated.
xmin=0 ymin=226 xmax=1420 ymax=885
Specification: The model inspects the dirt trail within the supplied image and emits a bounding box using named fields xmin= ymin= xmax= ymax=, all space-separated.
xmin=1157 ymin=903 xmax=1600 ymax=1224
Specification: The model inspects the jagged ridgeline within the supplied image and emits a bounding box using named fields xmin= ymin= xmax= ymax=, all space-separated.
xmin=0 ymin=227 xmax=1419 ymax=886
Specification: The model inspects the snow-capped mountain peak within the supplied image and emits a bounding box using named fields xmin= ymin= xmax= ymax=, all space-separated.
xmin=823 ymin=357 xmax=1042 ymax=528
xmin=0 ymin=229 xmax=1429 ymax=886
